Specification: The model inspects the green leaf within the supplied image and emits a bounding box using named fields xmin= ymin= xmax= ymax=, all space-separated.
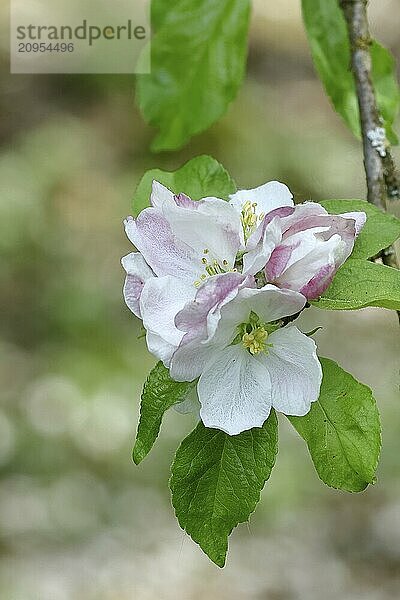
xmin=301 ymin=0 xmax=400 ymax=143
xmin=132 ymin=155 xmax=236 ymax=216
xmin=137 ymin=0 xmax=251 ymax=151
xmin=150 ymin=0 xmax=170 ymax=30
xmin=319 ymin=199 xmax=400 ymax=259
xmin=133 ymin=362 xmax=194 ymax=465
xmin=170 ymin=412 xmax=278 ymax=567
xmin=313 ymin=259 xmax=400 ymax=311
xmin=288 ymin=357 xmax=381 ymax=493
xmin=371 ymin=41 xmax=400 ymax=144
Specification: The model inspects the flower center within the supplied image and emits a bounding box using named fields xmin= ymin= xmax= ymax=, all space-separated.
xmin=241 ymin=201 xmax=265 ymax=241
xmin=235 ymin=312 xmax=276 ymax=355
xmin=242 ymin=326 xmax=268 ymax=355
xmin=194 ymin=249 xmax=236 ymax=288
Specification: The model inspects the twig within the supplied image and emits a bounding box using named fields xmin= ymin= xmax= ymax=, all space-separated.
xmin=339 ymin=0 xmax=400 ymax=303
xmin=339 ymin=0 xmax=400 ymax=209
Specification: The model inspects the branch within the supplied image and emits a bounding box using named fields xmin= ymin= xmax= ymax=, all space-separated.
xmin=339 ymin=0 xmax=399 ymax=273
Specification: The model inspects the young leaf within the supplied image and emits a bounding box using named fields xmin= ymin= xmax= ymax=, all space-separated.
xmin=312 ymin=259 xmax=400 ymax=311
xmin=170 ymin=412 xmax=278 ymax=567
xmin=133 ymin=362 xmax=194 ymax=465
xmin=136 ymin=0 xmax=251 ymax=151
xmin=319 ymin=199 xmax=400 ymax=259
xmin=132 ymin=155 xmax=236 ymax=215
xmin=301 ymin=0 xmax=400 ymax=143
xmin=288 ymin=357 xmax=381 ymax=493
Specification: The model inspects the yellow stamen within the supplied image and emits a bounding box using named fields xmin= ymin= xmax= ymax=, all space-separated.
xmin=193 ymin=252 xmax=236 ymax=288
xmin=241 ymin=200 xmax=259 ymax=241
xmin=242 ymin=327 xmax=268 ymax=355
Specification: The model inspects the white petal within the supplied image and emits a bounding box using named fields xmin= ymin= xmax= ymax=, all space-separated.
xmin=146 ymin=332 xmax=177 ymax=367
xmin=243 ymin=216 xmax=283 ymax=275
xmin=198 ymin=345 xmax=272 ymax=435
xmin=150 ymin=180 xmax=175 ymax=210
xmin=121 ymin=252 xmax=154 ymax=318
xmin=170 ymin=341 xmax=219 ymax=382
xmin=229 ymin=181 xmax=294 ymax=218
xmin=139 ymin=277 xmax=195 ymax=363
xmin=212 ymin=285 xmax=306 ymax=349
xmin=259 ymin=326 xmax=322 ymax=416
xmin=161 ymin=196 xmax=242 ymax=267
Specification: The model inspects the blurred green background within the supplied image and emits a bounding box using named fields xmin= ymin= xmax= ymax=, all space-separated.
xmin=1 ymin=1 xmax=400 ymax=598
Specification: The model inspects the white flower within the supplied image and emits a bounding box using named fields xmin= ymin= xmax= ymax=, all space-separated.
xmin=171 ymin=280 xmax=322 ymax=435
xmin=121 ymin=178 xmax=363 ymax=435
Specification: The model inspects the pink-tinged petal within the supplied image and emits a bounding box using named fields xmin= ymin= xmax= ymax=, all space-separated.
xmin=282 ymin=209 xmax=360 ymax=273
xmin=262 ymin=205 xmax=295 ymax=228
xmin=278 ymin=205 xmax=332 ymax=247
xmin=198 ymin=345 xmax=272 ymax=435
xmin=124 ymin=211 xmax=200 ymax=281
xmin=174 ymin=192 xmax=198 ymax=209
xmin=265 ymin=241 xmax=300 ymax=281
xmin=175 ymin=272 xmax=250 ymax=340
xmin=258 ymin=326 xmax=322 ymax=416
xmin=229 ymin=181 xmax=294 ymax=218
xmin=245 ymin=207 xmax=293 ymax=253
xmin=161 ymin=195 xmax=242 ymax=268
xmin=139 ymin=276 xmax=195 ymax=366
xmin=242 ymin=216 xmax=283 ymax=275
xmin=279 ymin=202 xmax=328 ymax=235
xmin=316 ymin=217 xmax=356 ymax=267
xmin=340 ymin=211 xmax=367 ymax=236
xmin=299 ymin=263 xmax=336 ymax=300
xmin=121 ymin=252 xmax=154 ymax=318
xmin=170 ymin=272 xmax=253 ymax=381
xmin=266 ymin=214 xmax=357 ymax=297
xmin=149 ymin=180 xmax=242 ymax=269
xmin=272 ymin=231 xmax=340 ymax=293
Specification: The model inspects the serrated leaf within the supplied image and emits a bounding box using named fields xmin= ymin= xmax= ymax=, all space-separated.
xmin=312 ymin=259 xmax=400 ymax=311
xmin=170 ymin=412 xmax=278 ymax=567
xmin=133 ymin=362 xmax=194 ymax=465
xmin=288 ymin=357 xmax=381 ymax=493
xmin=301 ymin=0 xmax=400 ymax=143
xmin=319 ymin=199 xmax=400 ymax=259
xmin=132 ymin=155 xmax=236 ymax=215
xmin=137 ymin=0 xmax=251 ymax=151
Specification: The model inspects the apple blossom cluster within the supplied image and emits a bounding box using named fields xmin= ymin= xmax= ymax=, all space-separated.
xmin=122 ymin=181 xmax=366 ymax=435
